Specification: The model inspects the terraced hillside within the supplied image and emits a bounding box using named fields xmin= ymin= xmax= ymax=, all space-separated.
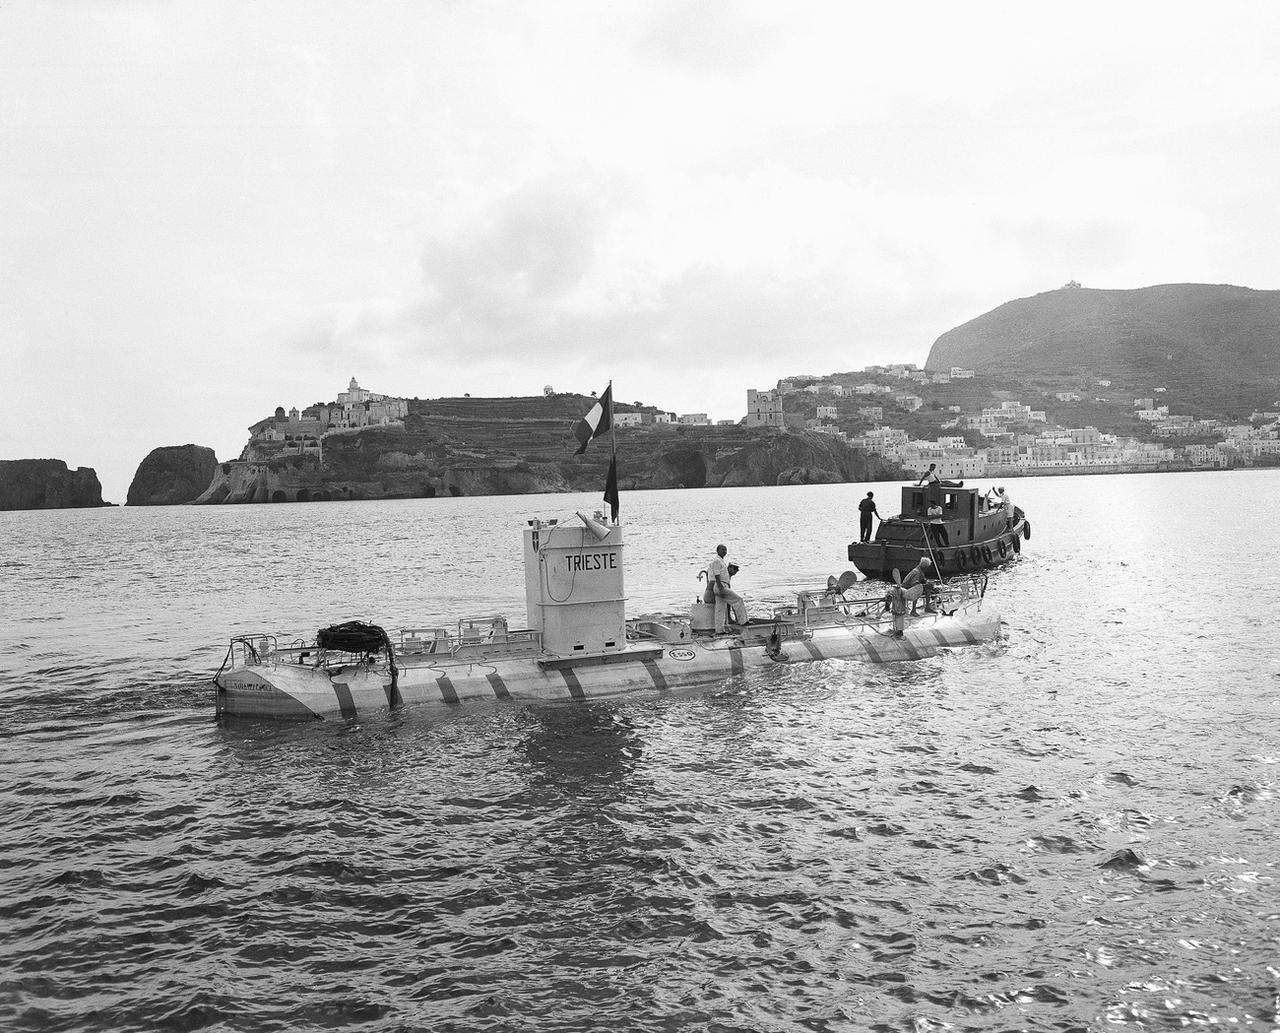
xmin=195 ymin=395 xmax=900 ymax=504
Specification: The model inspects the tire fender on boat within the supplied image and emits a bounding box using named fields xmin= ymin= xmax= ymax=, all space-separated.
xmin=970 ymin=546 xmax=982 ymax=567
xmin=1012 ymin=534 xmax=1021 ymax=554
xmin=956 ymin=547 xmax=967 ymax=570
xmin=981 ymin=545 xmax=993 ymax=564
xmin=1023 ymin=520 xmax=1032 ymax=541
xmin=997 ymin=538 xmax=1007 ymax=558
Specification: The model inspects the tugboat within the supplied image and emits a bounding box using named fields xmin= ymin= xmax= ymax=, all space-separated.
xmin=848 ymin=482 xmax=1030 ymax=580
xmin=214 ymin=511 xmax=1003 ymax=721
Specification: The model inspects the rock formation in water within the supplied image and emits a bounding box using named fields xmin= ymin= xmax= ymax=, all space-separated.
xmin=0 ymin=459 xmax=110 ymax=511
xmin=126 ymin=445 xmax=219 ymax=506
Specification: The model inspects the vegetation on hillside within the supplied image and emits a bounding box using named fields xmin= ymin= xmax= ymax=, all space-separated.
xmin=924 ymin=283 xmax=1280 ymax=419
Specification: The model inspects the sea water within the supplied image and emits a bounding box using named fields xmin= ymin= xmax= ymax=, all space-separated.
xmin=3 ymin=470 xmax=1279 ymax=1032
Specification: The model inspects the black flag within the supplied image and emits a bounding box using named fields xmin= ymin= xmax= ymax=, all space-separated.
xmin=603 ymin=455 xmax=619 ymax=523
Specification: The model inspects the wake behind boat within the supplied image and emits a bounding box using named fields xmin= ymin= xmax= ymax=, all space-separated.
xmin=214 ymin=511 xmax=1003 ymax=721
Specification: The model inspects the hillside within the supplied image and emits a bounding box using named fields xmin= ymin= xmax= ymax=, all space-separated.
xmin=925 ymin=283 xmax=1280 ymax=412
xmin=194 ymin=397 xmax=901 ymax=504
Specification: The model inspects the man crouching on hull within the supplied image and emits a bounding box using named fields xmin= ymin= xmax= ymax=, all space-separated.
xmin=885 ymin=557 xmax=937 ymax=624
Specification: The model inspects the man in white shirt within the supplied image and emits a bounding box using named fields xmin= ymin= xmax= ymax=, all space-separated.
xmin=996 ymin=487 xmax=1014 ymax=528
xmin=705 ymin=544 xmax=748 ymax=628
xmin=925 ymin=501 xmax=950 ymax=547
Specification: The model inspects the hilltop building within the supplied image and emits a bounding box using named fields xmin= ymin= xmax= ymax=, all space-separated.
xmin=245 ymin=377 xmax=409 ymax=459
xmin=745 ymin=388 xmax=786 ymax=428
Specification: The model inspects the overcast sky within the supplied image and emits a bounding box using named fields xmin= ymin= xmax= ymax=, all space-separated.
xmin=4 ymin=1 xmax=1279 ymax=502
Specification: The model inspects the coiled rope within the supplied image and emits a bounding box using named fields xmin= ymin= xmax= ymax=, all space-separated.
xmin=316 ymin=621 xmax=400 ymax=706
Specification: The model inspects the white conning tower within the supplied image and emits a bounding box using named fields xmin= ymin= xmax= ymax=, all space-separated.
xmin=523 ymin=514 xmax=625 ymax=657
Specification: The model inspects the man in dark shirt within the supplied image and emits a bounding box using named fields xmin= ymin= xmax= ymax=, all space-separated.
xmin=858 ymin=492 xmax=879 ymax=543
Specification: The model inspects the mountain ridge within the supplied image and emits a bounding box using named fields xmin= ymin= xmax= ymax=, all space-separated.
xmin=925 ymin=284 xmax=1280 ymax=408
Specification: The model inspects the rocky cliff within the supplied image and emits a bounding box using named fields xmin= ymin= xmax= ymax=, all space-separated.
xmin=127 ymin=445 xmax=219 ymax=506
xmin=0 ymin=459 xmax=110 ymax=511
xmin=193 ymin=417 xmax=899 ymax=505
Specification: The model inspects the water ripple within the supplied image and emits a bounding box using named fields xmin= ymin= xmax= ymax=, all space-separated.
xmin=3 ymin=476 xmax=1280 ymax=1031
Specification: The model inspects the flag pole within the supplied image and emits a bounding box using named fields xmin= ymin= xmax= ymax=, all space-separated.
xmin=608 ymin=379 xmax=618 ymax=523
xmin=608 ymin=379 xmax=616 ymax=460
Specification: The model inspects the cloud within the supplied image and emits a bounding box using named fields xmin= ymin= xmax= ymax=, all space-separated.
xmin=418 ymin=180 xmax=601 ymax=329
xmin=633 ymin=0 xmax=797 ymax=73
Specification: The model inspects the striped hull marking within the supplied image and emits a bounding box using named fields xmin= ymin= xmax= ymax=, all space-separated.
xmin=333 ymin=681 xmax=357 ymax=719
xmin=559 ymin=668 xmax=587 ymax=699
xmin=801 ymin=639 xmax=825 ymax=661
xmin=729 ymin=647 xmax=744 ymax=678
xmin=436 ymin=673 xmax=459 ymax=705
xmin=486 ymin=671 xmax=511 ymax=701
xmin=641 ymin=658 xmax=668 ymax=692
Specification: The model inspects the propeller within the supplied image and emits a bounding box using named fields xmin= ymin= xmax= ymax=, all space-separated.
xmin=825 ymin=570 xmax=860 ymax=600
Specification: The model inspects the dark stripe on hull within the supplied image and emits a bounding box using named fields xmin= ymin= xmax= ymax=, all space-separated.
xmin=641 ymin=658 xmax=668 ymax=692
xmin=559 ymin=668 xmax=586 ymax=699
xmin=862 ymin=639 xmax=885 ymax=663
xmin=486 ymin=671 xmax=511 ymax=700
xmin=801 ymin=639 xmax=824 ymax=661
xmin=729 ymin=647 xmax=744 ymax=677
xmin=436 ymin=674 xmax=459 ymax=705
xmin=383 ymin=678 xmax=402 ymax=709
xmin=333 ymin=682 xmax=357 ymax=720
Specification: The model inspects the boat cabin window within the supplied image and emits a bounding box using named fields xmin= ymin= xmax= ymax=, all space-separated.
xmin=906 ymin=488 xmax=964 ymax=515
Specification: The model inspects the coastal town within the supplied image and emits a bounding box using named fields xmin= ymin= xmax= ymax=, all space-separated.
xmin=741 ymin=364 xmax=1280 ymax=478
xmin=248 ymin=370 xmax=1280 ymax=481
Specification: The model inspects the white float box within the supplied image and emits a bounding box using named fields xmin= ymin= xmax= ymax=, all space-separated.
xmin=523 ymin=514 xmax=626 ymax=657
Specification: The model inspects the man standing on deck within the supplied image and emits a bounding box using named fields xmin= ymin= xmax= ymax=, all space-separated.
xmin=925 ymin=501 xmax=950 ymax=547
xmin=858 ymin=492 xmax=879 ymax=543
xmin=996 ymin=486 xmax=1014 ymax=529
xmin=706 ymin=544 xmax=748 ymax=629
